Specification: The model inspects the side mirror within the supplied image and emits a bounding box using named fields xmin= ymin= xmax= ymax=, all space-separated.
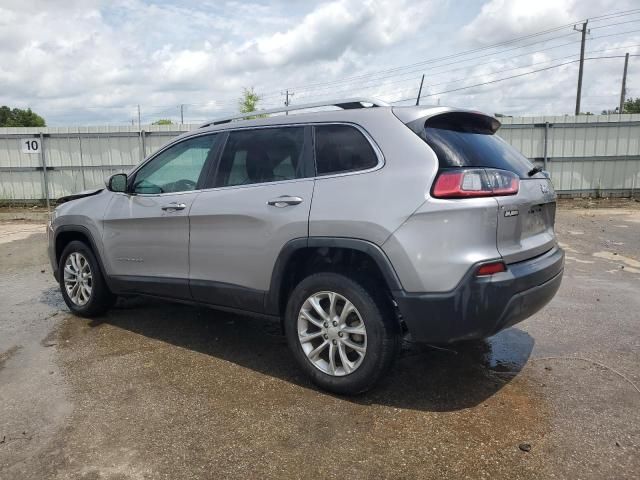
xmin=107 ymin=173 xmax=128 ymax=193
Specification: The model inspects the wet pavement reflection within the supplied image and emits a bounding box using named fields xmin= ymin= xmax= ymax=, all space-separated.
xmin=88 ymin=295 xmax=534 ymax=413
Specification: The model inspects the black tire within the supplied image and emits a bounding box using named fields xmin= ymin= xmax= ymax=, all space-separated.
xmin=58 ymin=240 xmax=115 ymax=317
xmin=284 ymin=272 xmax=400 ymax=395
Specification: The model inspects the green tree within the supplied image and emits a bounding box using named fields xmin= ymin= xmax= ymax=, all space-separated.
xmin=623 ymin=97 xmax=640 ymax=113
xmin=152 ymin=119 xmax=173 ymax=125
xmin=238 ymin=87 xmax=267 ymax=119
xmin=0 ymin=106 xmax=46 ymax=127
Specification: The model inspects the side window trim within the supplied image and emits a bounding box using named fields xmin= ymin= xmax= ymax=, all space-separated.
xmin=312 ymin=123 xmax=384 ymax=178
xmin=201 ymin=131 xmax=229 ymax=190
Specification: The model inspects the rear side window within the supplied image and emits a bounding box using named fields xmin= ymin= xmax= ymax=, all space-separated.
xmin=421 ymin=115 xmax=534 ymax=178
xmin=215 ymin=127 xmax=306 ymax=187
xmin=315 ymin=125 xmax=378 ymax=176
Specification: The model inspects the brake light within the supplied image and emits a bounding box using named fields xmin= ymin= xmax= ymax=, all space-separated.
xmin=432 ymin=168 xmax=519 ymax=198
xmin=476 ymin=261 xmax=506 ymax=276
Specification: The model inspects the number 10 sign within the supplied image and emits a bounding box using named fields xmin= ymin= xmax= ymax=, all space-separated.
xmin=21 ymin=138 xmax=40 ymax=154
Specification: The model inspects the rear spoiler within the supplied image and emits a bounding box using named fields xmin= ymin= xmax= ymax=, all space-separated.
xmin=392 ymin=107 xmax=501 ymax=135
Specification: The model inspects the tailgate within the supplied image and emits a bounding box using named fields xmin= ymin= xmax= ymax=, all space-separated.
xmin=495 ymin=178 xmax=557 ymax=264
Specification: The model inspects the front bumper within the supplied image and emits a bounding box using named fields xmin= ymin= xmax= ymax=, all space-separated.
xmin=47 ymin=221 xmax=58 ymax=281
xmin=393 ymin=246 xmax=564 ymax=343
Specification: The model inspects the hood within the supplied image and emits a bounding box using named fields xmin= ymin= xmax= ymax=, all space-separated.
xmin=57 ymin=188 xmax=104 ymax=205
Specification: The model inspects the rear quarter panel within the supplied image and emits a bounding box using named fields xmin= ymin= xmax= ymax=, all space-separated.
xmin=382 ymin=197 xmax=500 ymax=293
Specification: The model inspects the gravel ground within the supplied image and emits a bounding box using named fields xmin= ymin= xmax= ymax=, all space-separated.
xmin=0 ymin=204 xmax=638 ymax=479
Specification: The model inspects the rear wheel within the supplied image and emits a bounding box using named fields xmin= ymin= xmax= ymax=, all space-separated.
xmin=59 ymin=240 xmax=115 ymax=317
xmin=284 ymin=272 xmax=400 ymax=395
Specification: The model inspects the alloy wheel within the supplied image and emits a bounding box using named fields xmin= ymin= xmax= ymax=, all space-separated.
xmin=297 ymin=291 xmax=367 ymax=376
xmin=63 ymin=252 xmax=93 ymax=306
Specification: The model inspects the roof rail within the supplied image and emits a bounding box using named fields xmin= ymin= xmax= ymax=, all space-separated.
xmin=198 ymin=97 xmax=389 ymax=128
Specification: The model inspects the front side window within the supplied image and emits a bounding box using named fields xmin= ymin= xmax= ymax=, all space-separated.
xmin=133 ymin=134 xmax=220 ymax=194
xmin=215 ymin=127 xmax=306 ymax=187
xmin=314 ymin=125 xmax=378 ymax=175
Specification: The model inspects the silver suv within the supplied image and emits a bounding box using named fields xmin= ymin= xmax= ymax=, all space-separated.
xmin=48 ymin=98 xmax=564 ymax=394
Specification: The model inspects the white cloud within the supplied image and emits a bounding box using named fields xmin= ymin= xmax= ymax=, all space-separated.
xmin=461 ymin=0 xmax=636 ymax=45
xmin=0 ymin=0 xmax=638 ymax=124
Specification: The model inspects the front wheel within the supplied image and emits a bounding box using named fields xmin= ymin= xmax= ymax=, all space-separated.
xmin=59 ymin=240 xmax=115 ymax=317
xmin=284 ymin=272 xmax=400 ymax=395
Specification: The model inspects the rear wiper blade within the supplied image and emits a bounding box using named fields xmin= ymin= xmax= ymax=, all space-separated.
xmin=528 ymin=166 xmax=543 ymax=177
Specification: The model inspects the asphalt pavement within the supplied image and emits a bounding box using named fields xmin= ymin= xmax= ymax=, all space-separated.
xmin=0 ymin=202 xmax=638 ymax=479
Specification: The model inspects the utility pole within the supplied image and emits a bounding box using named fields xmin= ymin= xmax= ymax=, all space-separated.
xmin=180 ymin=104 xmax=184 ymax=124
xmin=416 ymin=74 xmax=425 ymax=106
xmin=619 ymin=52 xmax=630 ymax=114
xmin=282 ymin=90 xmax=294 ymax=115
xmin=574 ymin=20 xmax=589 ymax=115
xmin=137 ymin=104 xmax=141 ymax=129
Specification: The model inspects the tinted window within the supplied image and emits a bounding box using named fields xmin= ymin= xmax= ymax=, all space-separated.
xmin=423 ymin=126 xmax=534 ymax=178
xmin=133 ymin=134 xmax=220 ymax=194
xmin=216 ymin=127 xmax=306 ymax=187
xmin=315 ymin=125 xmax=378 ymax=175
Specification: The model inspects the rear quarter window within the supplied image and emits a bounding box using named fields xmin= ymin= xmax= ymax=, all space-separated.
xmin=314 ymin=125 xmax=378 ymax=176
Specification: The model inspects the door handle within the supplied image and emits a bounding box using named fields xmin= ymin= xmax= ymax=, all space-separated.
xmin=161 ymin=202 xmax=186 ymax=211
xmin=267 ymin=196 xmax=303 ymax=207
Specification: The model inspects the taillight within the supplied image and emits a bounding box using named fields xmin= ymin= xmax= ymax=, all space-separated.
xmin=432 ymin=168 xmax=519 ymax=199
xmin=476 ymin=261 xmax=506 ymax=276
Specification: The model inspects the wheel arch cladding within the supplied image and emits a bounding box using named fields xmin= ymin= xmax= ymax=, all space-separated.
xmin=54 ymin=226 xmax=113 ymax=290
xmin=265 ymin=237 xmax=404 ymax=317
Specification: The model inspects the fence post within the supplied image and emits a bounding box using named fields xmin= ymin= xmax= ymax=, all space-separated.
xmin=140 ymin=129 xmax=146 ymax=162
xmin=78 ymin=134 xmax=87 ymax=190
xmin=543 ymin=122 xmax=549 ymax=172
xmin=39 ymin=132 xmax=51 ymax=212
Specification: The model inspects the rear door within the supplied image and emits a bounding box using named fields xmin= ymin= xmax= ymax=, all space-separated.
xmin=188 ymin=126 xmax=315 ymax=313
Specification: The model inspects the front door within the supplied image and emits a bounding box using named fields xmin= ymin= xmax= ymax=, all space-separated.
xmin=102 ymin=133 xmax=222 ymax=299
xmin=189 ymin=126 xmax=315 ymax=313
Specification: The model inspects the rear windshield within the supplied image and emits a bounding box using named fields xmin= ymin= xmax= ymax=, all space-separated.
xmin=422 ymin=126 xmax=534 ymax=178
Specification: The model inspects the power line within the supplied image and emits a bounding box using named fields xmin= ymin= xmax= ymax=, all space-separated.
xmin=284 ymin=40 xmax=640 ymax=107
xmin=389 ymin=55 xmax=635 ymax=104
xmin=257 ymin=26 xmax=640 ymax=100
xmin=590 ymin=18 xmax=640 ymax=30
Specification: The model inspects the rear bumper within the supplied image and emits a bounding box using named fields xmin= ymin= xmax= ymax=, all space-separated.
xmin=393 ymin=246 xmax=564 ymax=343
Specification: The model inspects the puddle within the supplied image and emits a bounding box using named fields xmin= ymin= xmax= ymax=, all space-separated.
xmin=38 ymin=286 xmax=67 ymax=310
xmin=483 ymin=329 xmax=533 ymax=373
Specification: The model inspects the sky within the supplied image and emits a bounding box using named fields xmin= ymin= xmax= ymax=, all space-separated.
xmin=0 ymin=0 xmax=639 ymax=126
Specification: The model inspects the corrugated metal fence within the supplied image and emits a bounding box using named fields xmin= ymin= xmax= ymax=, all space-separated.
xmin=0 ymin=124 xmax=190 ymax=204
xmin=499 ymin=114 xmax=640 ymax=196
xmin=1 ymin=114 xmax=640 ymax=204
